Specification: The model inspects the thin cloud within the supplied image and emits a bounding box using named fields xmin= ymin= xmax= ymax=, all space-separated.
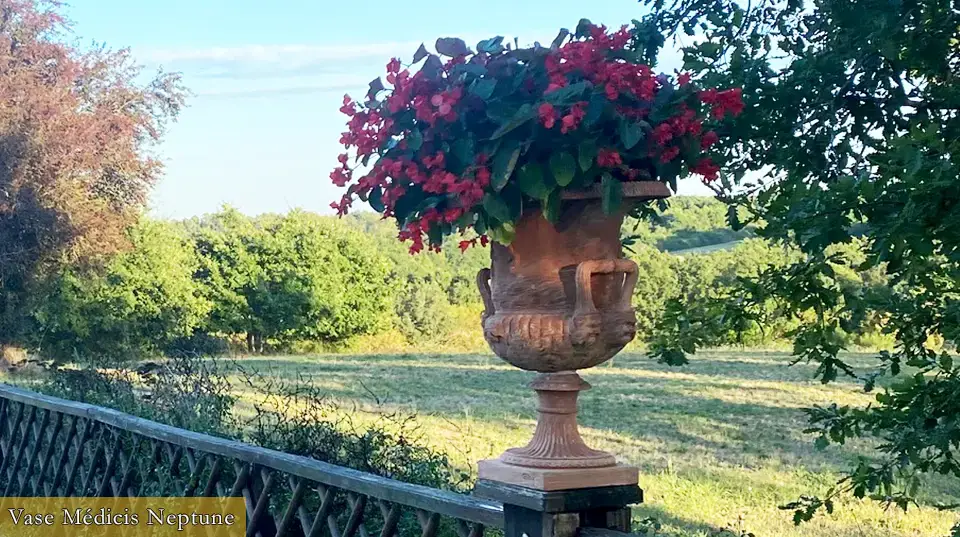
xmin=143 ymin=33 xmax=687 ymax=100
xmin=142 ymin=42 xmax=423 ymax=66
xmin=139 ymin=42 xmax=423 ymax=84
xmin=194 ymin=82 xmax=367 ymax=100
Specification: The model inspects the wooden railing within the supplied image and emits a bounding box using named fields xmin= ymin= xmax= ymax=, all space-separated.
xmin=0 ymin=384 xmax=504 ymax=537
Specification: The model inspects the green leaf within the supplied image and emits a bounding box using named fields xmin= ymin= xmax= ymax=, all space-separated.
xmin=407 ymin=129 xmax=423 ymax=151
xmin=601 ymin=173 xmax=622 ymax=215
xmin=578 ymin=142 xmax=598 ymax=172
xmin=517 ymin=162 xmax=552 ymax=199
xmin=482 ymin=193 xmax=512 ymax=223
xmin=549 ymin=152 xmax=577 ymax=187
xmin=470 ymin=78 xmax=497 ymax=100
xmin=450 ymin=63 xmax=487 ymax=77
xmin=451 ymin=138 xmax=475 ymax=168
xmin=474 ymin=216 xmax=487 ymax=236
xmin=476 ymin=36 xmax=505 ymax=54
xmin=368 ymin=187 xmax=385 ymax=213
xmin=550 ymin=28 xmax=570 ymax=49
xmin=412 ymin=44 xmax=429 ymax=63
xmin=941 ymin=354 xmax=954 ymax=371
xmin=732 ymin=6 xmax=745 ymax=28
xmin=367 ymin=77 xmax=385 ymax=100
xmin=575 ymin=18 xmax=594 ymax=38
xmin=490 ymin=104 xmax=536 ymax=139
xmin=412 ymin=196 xmax=444 ymax=216
xmin=420 ymin=55 xmax=444 ymax=79
xmin=435 ymin=37 xmax=470 ymax=57
xmin=584 ymin=92 xmax=606 ymax=126
xmin=544 ymin=81 xmax=590 ymax=105
xmin=488 ymin=223 xmax=516 ymax=245
xmin=491 ymin=142 xmax=522 ymax=191
xmin=543 ymin=189 xmax=562 ymax=223
xmin=393 ymin=186 xmax=424 ymax=225
xmin=682 ymin=57 xmax=710 ymax=71
xmin=727 ymin=205 xmax=744 ymax=231
xmin=426 ymin=223 xmax=443 ymax=246
xmin=501 ymin=184 xmax=524 ymax=219
xmin=697 ymin=41 xmax=722 ymax=60
xmin=814 ymin=437 xmax=829 ymax=450
xmin=619 ymin=120 xmax=644 ymax=150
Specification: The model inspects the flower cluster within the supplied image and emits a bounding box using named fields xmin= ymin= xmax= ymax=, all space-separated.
xmin=331 ymin=22 xmax=743 ymax=253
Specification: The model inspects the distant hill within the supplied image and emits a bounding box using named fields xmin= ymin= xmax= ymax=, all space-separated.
xmin=625 ymin=196 xmax=754 ymax=252
xmin=669 ymin=240 xmax=745 ymax=256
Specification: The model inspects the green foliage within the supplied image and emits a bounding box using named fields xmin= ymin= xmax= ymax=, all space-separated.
xmin=333 ymin=23 xmax=740 ymax=253
xmin=34 ymin=354 xmax=466 ymax=493
xmin=628 ymin=244 xmax=681 ymax=337
xmin=344 ymin=213 xmax=457 ymax=341
xmin=641 ymin=0 xmax=960 ymax=526
xmin=29 ymin=220 xmax=210 ymax=361
xmin=37 ymin=355 xmax=236 ymax=437
xmin=245 ymin=373 xmax=469 ymax=491
xmin=190 ymin=208 xmax=394 ymax=351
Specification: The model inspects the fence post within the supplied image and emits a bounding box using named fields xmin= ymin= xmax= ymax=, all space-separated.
xmin=474 ymin=481 xmax=642 ymax=537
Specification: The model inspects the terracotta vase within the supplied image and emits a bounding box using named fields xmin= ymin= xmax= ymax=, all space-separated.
xmin=476 ymin=181 xmax=671 ymax=475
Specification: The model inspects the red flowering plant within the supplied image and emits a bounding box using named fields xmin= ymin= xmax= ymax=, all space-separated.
xmin=331 ymin=20 xmax=743 ymax=253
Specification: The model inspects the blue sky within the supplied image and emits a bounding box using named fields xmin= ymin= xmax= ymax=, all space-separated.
xmin=65 ymin=0 xmax=710 ymax=219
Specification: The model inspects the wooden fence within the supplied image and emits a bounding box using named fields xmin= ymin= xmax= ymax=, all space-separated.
xmin=0 ymin=384 xmax=504 ymax=537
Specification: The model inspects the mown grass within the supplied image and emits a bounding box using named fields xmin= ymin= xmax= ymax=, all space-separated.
xmin=231 ymin=351 xmax=959 ymax=537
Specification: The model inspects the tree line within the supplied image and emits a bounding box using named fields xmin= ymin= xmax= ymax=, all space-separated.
xmin=1 ymin=197 xmax=894 ymax=362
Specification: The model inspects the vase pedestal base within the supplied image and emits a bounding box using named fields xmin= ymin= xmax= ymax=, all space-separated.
xmin=479 ymin=371 xmax=637 ymax=490
xmin=477 ymin=459 xmax=638 ymax=491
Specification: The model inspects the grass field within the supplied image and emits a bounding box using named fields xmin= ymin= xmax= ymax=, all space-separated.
xmin=233 ymin=351 xmax=958 ymax=537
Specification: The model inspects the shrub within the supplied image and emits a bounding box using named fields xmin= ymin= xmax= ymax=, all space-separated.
xmin=29 ymin=220 xmax=211 ymax=362
xmin=241 ymin=371 xmax=469 ymax=491
xmin=36 ymin=354 xmax=237 ymax=437
xmin=191 ymin=209 xmax=395 ymax=351
xmin=32 ymin=354 xmax=466 ymax=494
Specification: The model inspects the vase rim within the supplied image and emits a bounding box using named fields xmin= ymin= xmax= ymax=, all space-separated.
xmin=561 ymin=181 xmax=672 ymax=201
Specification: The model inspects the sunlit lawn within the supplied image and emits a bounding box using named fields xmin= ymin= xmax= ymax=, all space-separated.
xmin=232 ymin=351 xmax=959 ymax=537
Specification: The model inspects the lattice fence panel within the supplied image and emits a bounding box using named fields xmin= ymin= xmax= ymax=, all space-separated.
xmin=0 ymin=386 xmax=503 ymax=537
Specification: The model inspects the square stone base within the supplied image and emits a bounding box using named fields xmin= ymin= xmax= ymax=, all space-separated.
xmin=477 ymin=459 xmax=639 ymax=491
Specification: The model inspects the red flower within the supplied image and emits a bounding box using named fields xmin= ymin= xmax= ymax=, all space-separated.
xmin=596 ymin=148 xmax=623 ymax=168
xmin=652 ymin=123 xmax=674 ymax=146
xmin=444 ymin=208 xmax=464 ymax=223
xmin=691 ymin=158 xmax=720 ymax=181
xmin=701 ymin=130 xmax=719 ymax=149
xmin=538 ymin=103 xmax=557 ymax=129
xmin=386 ymin=57 xmax=401 ymax=74
xmin=339 ymin=95 xmax=356 ymax=116
xmin=330 ymin=166 xmax=352 ymax=187
xmin=701 ymin=88 xmax=744 ymax=119
xmin=423 ymin=151 xmax=445 ymax=170
xmin=699 ymin=89 xmax=719 ymax=104
xmin=659 ymin=146 xmax=680 ymax=163
xmin=677 ymin=72 xmax=691 ymax=87
xmin=459 ymin=239 xmax=475 ymax=253
xmin=605 ymin=83 xmax=618 ymax=100
xmin=560 ymin=101 xmax=587 ymax=134
xmin=476 ymin=166 xmax=491 ymax=187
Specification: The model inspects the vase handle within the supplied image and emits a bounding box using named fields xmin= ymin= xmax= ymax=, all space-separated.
xmin=573 ymin=259 xmax=639 ymax=316
xmin=477 ymin=268 xmax=494 ymax=318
